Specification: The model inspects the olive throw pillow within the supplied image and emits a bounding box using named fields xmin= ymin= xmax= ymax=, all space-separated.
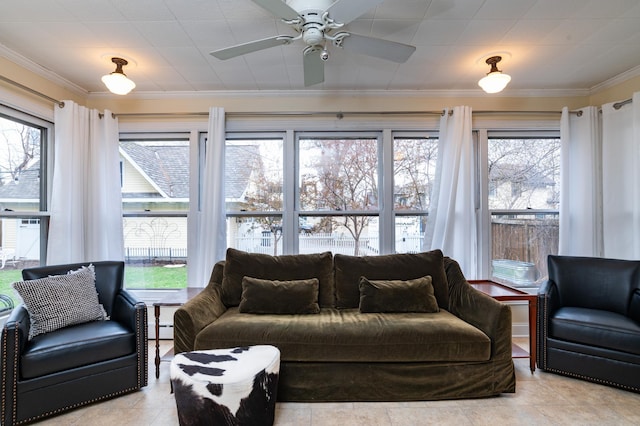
xmin=221 ymin=248 xmax=334 ymax=307
xmin=239 ymin=276 xmax=321 ymax=314
xmin=12 ymin=265 xmax=106 ymax=340
xmin=358 ymin=275 xmax=440 ymax=313
xmin=335 ymin=250 xmax=449 ymax=309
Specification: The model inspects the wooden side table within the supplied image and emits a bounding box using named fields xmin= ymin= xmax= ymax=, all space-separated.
xmin=469 ymin=280 xmax=537 ymax=373
xmin=153 ymin=287 xmax=202 ymax=378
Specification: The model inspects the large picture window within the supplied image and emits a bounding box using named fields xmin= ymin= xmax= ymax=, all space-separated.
xmin=119 ymin=135 xmax=189 ymax=289
xmin=487 ymin=134 xmax=560 ymax=289
xmin=224 ymin=130 xmax=438 ymax=256
xmin=298 ymin=134 xmax=380 ymax=256
xmin=0 ymin=108 xmax=51 ymax=308
xmin=393 ymin=134 xmax=438 ymax=253
xmin=225 ymin=135 xmax=285 ymax=255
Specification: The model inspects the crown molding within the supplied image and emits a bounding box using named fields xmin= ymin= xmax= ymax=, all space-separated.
xmin=589 ymin=64 xmax=640 ymax=93
xmin=88 ymin=87 xmax=591 ymax=101
xmin=0 ymin=44 xmax=87 ymax=97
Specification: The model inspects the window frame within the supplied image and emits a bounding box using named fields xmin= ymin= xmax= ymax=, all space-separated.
xmin=119 ymin=132 xmax=192 ymax=290
xmin=0 ymin=105 xmax=53 ymax=264
xmin=477 ymin=129 xmax=561 ymax=286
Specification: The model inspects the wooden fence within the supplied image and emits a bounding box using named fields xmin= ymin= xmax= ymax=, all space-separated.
xmin=491 ymin=215 xmax=559 ymax=281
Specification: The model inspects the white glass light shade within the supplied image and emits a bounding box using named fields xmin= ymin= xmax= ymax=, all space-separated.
xmin=478 ymin=71 xmax=511 ymax=94
xmin=101 ymin=72 xmax=136 ymax=95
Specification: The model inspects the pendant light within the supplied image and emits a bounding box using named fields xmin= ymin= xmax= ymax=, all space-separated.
xmin=102 ymin=57 xmax=136 ymax=95
xmin=478 ymin=56 xmax=511 ymax=94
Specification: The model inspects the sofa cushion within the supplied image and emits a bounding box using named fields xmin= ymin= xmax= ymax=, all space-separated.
xmin=221 ymin=248 xmax=334 ymax=307
xmin=334 ymin=250 xmax=448 ymax=309
xmin=12 ymin=265 xmax=106 ymax=340
xmin=20 ymin=320 xmax=135 ymax=379
xmin=359 ymin=276 xmax=439 ymax=313
xmin=550 ymin=307 xmax=640 ymax=356
xmin=239 ymin=277 xmax=320 ymax=314
xmin=195 ymin=307 xmax=490 ymax=363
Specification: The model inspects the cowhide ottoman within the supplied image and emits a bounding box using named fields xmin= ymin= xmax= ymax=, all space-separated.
xmin=170 ymin=345 xmax=280 ymax=426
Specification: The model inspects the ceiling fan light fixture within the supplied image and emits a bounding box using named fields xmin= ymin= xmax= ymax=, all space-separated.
xmin=102 ymin=57 xmax=136 ymax=95
xmin=478 ymin=56 xmax=511 ymax=94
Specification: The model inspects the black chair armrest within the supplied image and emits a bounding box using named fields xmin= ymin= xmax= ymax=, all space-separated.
xmin=2 ymin=305 xmax=30 ymax=424
xmin=111 ymin=289 xmax=143 ymax=329
xmin=3 ymin=305 xmax=30 ymax=353
xmin=111 ymin=289 xmax=148 ymax=388
xmin=629 ymin=289 xmax=640 ymax=324
xmin=537 ymin=279 xmax=560 ymax=369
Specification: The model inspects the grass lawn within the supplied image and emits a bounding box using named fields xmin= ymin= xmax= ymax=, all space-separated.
xmin=0 ymin=265 xmax=187 ymax=307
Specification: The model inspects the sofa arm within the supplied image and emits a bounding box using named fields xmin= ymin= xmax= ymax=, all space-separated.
xmin=174 ymin=283 xmax=227 ymax=354
xmin=444 ymin=258 xmax=512 ymax=360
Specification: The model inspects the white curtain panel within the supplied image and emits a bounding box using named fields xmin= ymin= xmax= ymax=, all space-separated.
xmin=425 ymin=106 xmax=477 ymax=277
xmin=558 ymin=106 xmax=603 ymax=256
xmin=601 ymin=92 xmax=640 ymax=260
xmin=188 ymin=107 xmax=227 ymax=287
xmin=48 ymin=101 xmax=124 ymax=264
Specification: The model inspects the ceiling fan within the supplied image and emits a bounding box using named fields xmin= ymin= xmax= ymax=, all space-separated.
xmin=210 ymin=0 xmax=416 ymax=86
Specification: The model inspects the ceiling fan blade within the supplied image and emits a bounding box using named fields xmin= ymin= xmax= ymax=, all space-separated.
xmin=211 ymin=36 xmax=295 ymax=60
xmin=303 ymin=49 xmax=325 ymax=87
xmin=339 ymin=33 xmax=416 ymax=63
xmin=326 ymin=0 xmax=385 ymax=25
xmin=252 ymin=0 xmax=300 ymax=20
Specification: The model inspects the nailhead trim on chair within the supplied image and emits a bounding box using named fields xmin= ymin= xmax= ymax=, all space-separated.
xmin=542 ymin=293 xmax=548 ymax=369
xmin=17 ymin=386 xmax=140 ymax=425
xmin=545 ymin=367 xmax=640 ymax=393
xmin=1 ymin=321 xmax=20 ymax=426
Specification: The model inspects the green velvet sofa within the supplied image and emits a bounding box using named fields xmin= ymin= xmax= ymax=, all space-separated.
xmin=174 ymin=248 xmax=515 ymax=401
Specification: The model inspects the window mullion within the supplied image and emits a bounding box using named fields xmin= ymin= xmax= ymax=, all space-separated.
xmin=283 ymin=129 xmax=296 ymax=254
xmin=380 ymin=129 xmax=394 ymax=255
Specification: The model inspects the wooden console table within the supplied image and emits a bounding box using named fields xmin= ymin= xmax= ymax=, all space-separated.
xmin=469 ymin=280 xmax=537 ymax=373
xmin=153 ymin=287 xmax=201 ymax=378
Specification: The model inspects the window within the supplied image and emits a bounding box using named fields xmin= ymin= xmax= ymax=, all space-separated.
xmin=225 ymin=135 xmax=285 ymax=255
xmin=119 ymin=136 xmax=189 ymax=289
xmin=393 ymin=134 xmax=438 ymax=253
xmin=487 ymin=135 xmax=560 ymax=288
xmin=298 ymin=134 xmax=380 ymax=256
xmin=224 ymin=130 xmax=437 ymax=256
xmin=0 ymin=108 xmax=51 ymax=307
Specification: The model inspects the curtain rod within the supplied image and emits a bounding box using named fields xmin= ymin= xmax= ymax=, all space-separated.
xmin=0 ymin=75 xmax=65 ymax=108
xmin=114 ymin=111 xmax=445 ymax=118
xmin=114 ymin=109 xmax=575 ymax=118
xmin=613 ymin=98 xmax=632 ymax=110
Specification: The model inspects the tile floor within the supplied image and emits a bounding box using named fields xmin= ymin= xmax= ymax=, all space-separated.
xmin=32 ymin=339 xmax=640 ymax=425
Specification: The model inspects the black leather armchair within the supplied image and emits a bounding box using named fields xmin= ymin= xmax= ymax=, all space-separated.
xmin=1 ymin=261 xmax=148 ymax=425
xmin=537 ymin=255 xmax=640 ymax=392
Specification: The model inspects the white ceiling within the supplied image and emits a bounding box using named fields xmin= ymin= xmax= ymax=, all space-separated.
xmin=1 ymin=0 xmax=640 ymax=94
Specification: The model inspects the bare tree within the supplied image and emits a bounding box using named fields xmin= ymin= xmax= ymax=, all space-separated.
xmin=0 ymin=118 xmax=40 ymax=186
xmin=242 ymin=148 xmax=284 ymax=255
xmin=488 ymin=138 xmax=560 ymax=210
xmin=300 ymin=139 xmax=378 ymax=255
xmin=393 ymin=138 xmax=438 ymax=211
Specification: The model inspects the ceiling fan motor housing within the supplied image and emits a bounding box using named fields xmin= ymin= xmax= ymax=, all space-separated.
xmin=287 ymin=0 xmax=335 ymax=47
xmin=287 ymin=0 xmax=333 ymax=14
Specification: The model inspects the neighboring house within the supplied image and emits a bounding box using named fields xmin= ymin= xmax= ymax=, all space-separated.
xmin=119 ymin=142 xmax=258 ymax=257
xmin=488 ymin=163 xmax=558 ymax=210
xmin=0 ymin=161 xmax=40 ymax=260
xmin=0 ymin=143 xmax=260 ymax=261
